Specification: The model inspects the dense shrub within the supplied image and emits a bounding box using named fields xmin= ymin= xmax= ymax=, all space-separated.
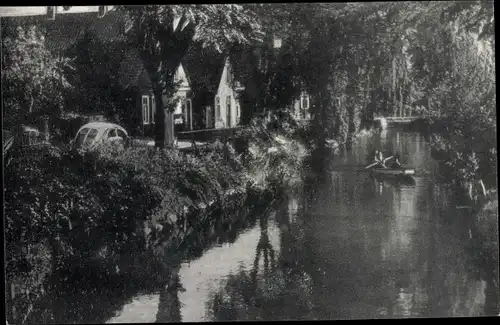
xmin=4 ymin=143 xmax=160 ymax=323
xmin=5 ymin=117 xmax=308 ymax=323
xmin=428 ymin=108 xmax=497 ymax=199
xmin=236 ymin=118 xmax=309 ymax=190
xmin=4 ymin=144 xmax=158 ymax=271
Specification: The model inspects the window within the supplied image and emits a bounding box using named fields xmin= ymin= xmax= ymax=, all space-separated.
xmin=226 ymin=95 xmax=232 ymax=127
xmin=186 ymin=99 xmax=192 ymax=129
xmin=301 ymin=94 xmax=309 ymax=110
xmin=181 ymin=100 xmax=186 ymax=114
xmin=142 ymin=95 xmax=150 ymax=125
xmin=106 ymin=129 xmax=117 ymax=139
xmin=215 ymin=96 xmax=220 ymax=118
xmin=74 ymin=128 xmax=90 ymax=148
xmin=116 ymin=129 xmax=127 ymax=139
xmin=83 ymin=128 xmax=99 ymax=147
xmin=151 ymin=95 xmax=156 ymax=124
xmin=236 ymin=102 xmax=240 ymax=117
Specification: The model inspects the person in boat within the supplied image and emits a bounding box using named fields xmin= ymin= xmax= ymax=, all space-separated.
xmin=390 ymin=153 xmax=403 ymax=169
xmin=373 ymin=150 xmax=387 ymax=168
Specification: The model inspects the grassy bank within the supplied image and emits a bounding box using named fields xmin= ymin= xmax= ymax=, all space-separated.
xmin=4 ymin=119 xmax=308 ymax=324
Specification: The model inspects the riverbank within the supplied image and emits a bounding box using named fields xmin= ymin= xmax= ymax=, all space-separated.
xmin=4 ymin=120 xmax=309 ymax=324
xmin=209 ymin=127 xmax=499 ymax=320
xmin=408 ymin=115 xmax=497 ymax=201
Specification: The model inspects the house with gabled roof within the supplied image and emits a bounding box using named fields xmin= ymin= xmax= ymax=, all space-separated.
xmin=118 ymin=49 xmax=193 ymax=137
xmin=213 ymin=57 xmax=245 ymax=128
xmin=182 ymin=42 xmax=225 ymax=130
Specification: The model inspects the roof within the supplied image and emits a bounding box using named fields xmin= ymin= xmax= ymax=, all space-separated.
xmin=224 ymin=56 xmax=245 ymax=90
xmin=2 ymin=9 xmax=126 ymax=57
xmin=79 ymin=122 xmax=127 ymax=131
xmin=118 ymin=48 xmax=191 ymax=92
xmin=118 ymin=48 xmax=151 ymax=90
xmin=46 ymin=10 xmax=125 ymax=55
xmin=182 ymin=42 xmax=226 ymax=102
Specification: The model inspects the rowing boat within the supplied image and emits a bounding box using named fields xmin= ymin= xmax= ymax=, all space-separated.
xmin=371 ymin=167 xmax=415 ymax=176
xmin=372 ymin=173 xmax=416 ymax=186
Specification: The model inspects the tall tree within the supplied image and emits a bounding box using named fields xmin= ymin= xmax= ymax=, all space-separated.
xmin=1 ymin=24 xmax=72 ymax=139
xmin=115 ymin=5 xmax=263 ymax=148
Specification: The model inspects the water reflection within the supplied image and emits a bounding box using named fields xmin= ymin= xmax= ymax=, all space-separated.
xmin=28 ymin=128 xmax=498 ymax=322
xmin=108 ymin=129 xmax=500 ymax=320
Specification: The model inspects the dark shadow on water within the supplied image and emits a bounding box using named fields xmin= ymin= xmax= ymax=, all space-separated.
xmin=464 ymin=205 xmax=500 ymax=316
xmin=23 ymin=190 xmax=278 ymax=324
xmin=156 ymin=266 xmax=183 ymax=323
xmin=208 ymin=188 xmax=317 ymax=321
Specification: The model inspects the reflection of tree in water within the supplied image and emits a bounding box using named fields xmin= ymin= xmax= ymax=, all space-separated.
xmin=155 ymin=263 xmax=183 ymax=323
xmin=25 ymin=254 xmax=166 ymax=324
xmin=209 ymin=190 xmax=315 ymax=321
xmin=464 ymin=203 xmax=499 ymax=316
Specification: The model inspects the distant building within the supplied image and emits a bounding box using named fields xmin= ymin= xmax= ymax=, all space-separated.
xmin=291 ymin=91 xmax=312 ymax=121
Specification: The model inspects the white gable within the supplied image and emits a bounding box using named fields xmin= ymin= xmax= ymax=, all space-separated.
xmin=216 ymin=57 xmax=243 ymax=94
xmin=216 ymin=57 xmax=231 ymax=93
xmin=174 ymin=63 xmax=190 ymax=90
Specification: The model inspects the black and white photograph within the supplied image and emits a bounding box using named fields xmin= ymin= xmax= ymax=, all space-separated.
xmin=2 ymin=3 xmax=498 ymax=323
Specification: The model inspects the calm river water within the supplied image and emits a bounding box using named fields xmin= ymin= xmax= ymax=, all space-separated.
xmin=39 ymin=128 xmax=499 ymax=322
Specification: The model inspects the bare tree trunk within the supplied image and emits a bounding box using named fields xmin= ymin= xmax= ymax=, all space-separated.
xmin=154 ymin=90 xmax=167 ymax=148
xmin=165 ymin=108 xmax=175 ymax=148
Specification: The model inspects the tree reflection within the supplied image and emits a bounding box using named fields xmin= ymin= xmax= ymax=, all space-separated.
xmin=464 ymin=203 xmax=499 ymax=316
xmin=155 ymin=264 xmax=183 ymax=323
xmin=208 ymin=189 xmax=316 ymax=321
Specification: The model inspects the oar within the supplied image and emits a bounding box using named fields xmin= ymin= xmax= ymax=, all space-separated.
xmin=363 ymin=156 xmax=394 ymax=170
xmin=383 ymin=156 xmax=394 ymax=163
xmin=364 ymin=161 xmax=380 ymax=169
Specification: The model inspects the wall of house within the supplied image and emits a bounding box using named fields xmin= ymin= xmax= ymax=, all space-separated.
xmin=214 ymin=59 xmax=241 ymax=129
xmin=135 ymin=63 xmax=193 ymax=134
xmin=172 ymin=63 xmax=191 ymax=116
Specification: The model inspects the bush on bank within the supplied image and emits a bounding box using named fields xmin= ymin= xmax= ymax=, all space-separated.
xmin=428 ymin=111 xmax=497 ymax=200
xmin=4 ymin=143 xmax=158 ymax=323
xmin=4 ymin=118 xmax=308 ymax=323
xmin=236 ymin=115 xmax=310 ymax=190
